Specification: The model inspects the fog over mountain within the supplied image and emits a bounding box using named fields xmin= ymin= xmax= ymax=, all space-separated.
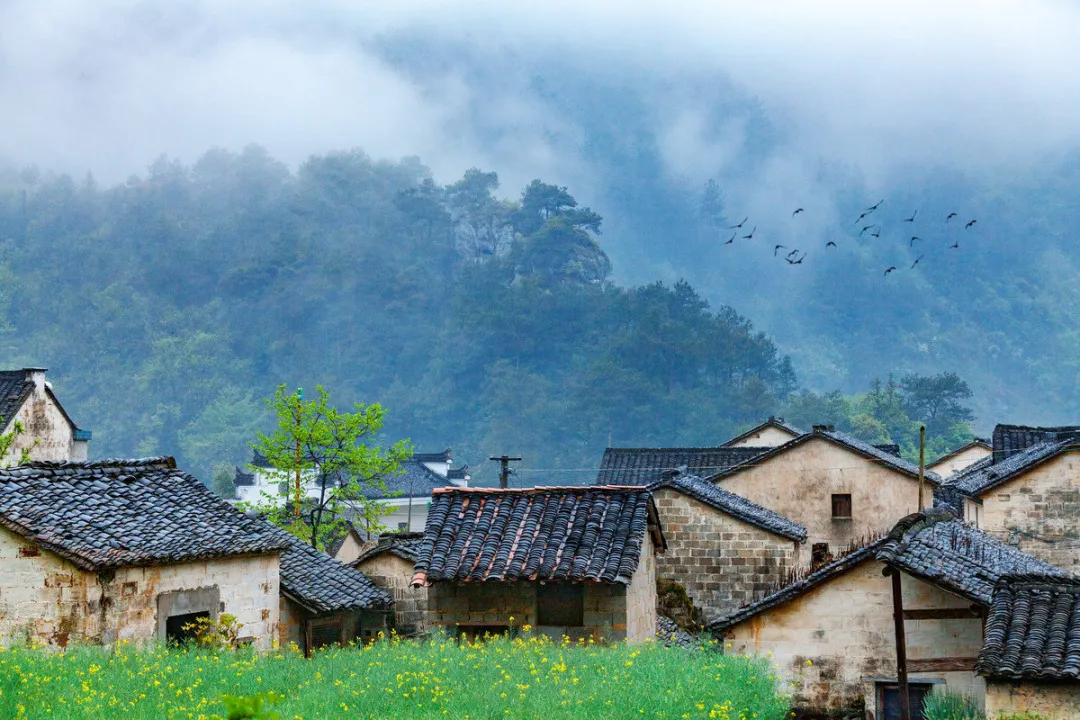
xmin=3 ymin=0 xmax=1080 ymax=465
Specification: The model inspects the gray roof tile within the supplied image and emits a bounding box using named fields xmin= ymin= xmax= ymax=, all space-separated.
xmin=597 ymin=447 xmax=770 ymax=486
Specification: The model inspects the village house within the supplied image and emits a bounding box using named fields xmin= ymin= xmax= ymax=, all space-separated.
xmin=352 ymin=532 xmax=427 ymax=636
xmin=234 ymin=448 xmax=469 ymax=536
xmin=596 ymin=445 xmax=773 ymax=486
xmin=942 ymin=423 xmax=1080 ymax=570
xmin=412 ymin=486 xmax=665 ymax=643
xmin=705 ymin=426 xmax=941 ymax=566
xmin=0 ymin=457 xmax=392 ymax=651
xmin=0 ymin=368 xmax=91 ymax=464
xmin=976 ymin=574 xmax=1080 ymax=718
xmin=723 ymin=416 xmax=803 ymax=447
xmin=647 ymin=471 xmax=806 ymax=621
xmin=710 ymin=508 xmax=1064 ymax=719
xmin=926 ymin=438 xmax=991 ymax=478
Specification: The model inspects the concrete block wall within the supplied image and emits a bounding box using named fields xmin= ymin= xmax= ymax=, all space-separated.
xmin=0 ymin=526 xmax=281 ymax=649
xmin=355 ymin=553 xmax=428 ymax=635
xmin=653 ymin=487 xmax=799 ymax=621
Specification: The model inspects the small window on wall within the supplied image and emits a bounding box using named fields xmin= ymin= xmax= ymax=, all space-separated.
xmin=831 ymin=493 xmax=852 ymax=519
xmin=310 ymin=621 xmax=343 ymax=650
xmin=165 ymin=611 xmax=210 ymax=645
xmin=398 ymin=522 xmax=409 ymax=531
xmin=811 ymin=543 xmax=831 ymax=567
xmin=537 ymin=582 xmax=585 ymax=626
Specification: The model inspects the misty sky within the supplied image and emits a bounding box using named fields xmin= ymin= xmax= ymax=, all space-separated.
xmin=3 ymin=0 xmax=1078 ymax=191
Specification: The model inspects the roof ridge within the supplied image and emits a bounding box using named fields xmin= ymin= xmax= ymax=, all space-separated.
xmin=10 ymin=456 xmax=176 ymax=471
xmin=433 ymin=485 xmax=649 ymax=494
xmin=650 ymin=474 xmax=807 ymax=542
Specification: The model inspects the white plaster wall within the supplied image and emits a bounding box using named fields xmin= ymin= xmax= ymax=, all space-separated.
xmin=929 ymin=445 xmax=991 ymax=478
xmin=2 ymin=382 xmax=78 ymax=464
xmin=727 ymin=426 xmax=799 ymax=448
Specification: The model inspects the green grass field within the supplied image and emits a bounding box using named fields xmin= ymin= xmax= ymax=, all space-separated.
xmin=0 ymin=634 xmax=790 ymax=720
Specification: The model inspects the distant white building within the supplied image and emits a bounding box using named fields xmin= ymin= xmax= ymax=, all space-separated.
xmin=233 ymin=448 xmax=469 ymax=537
xmin=0 ymin=368 xmax=91 ymax=464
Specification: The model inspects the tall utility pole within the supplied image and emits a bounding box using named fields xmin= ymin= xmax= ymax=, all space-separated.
xmin=295 ymin=387 xmax=303 ymax=518
xmin=917 ymin=425 xmax=926 ymax=512
xmin=489 ymin=455 xmax=522 ymax=489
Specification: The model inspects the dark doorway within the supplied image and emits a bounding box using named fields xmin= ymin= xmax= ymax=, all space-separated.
xmin=877 ymin=682 xmax=933 ymax=720
xmin=537 ymin=583 xmax=585 ymax=626
xmin=165 ymin=611 xmax=210 ymax=645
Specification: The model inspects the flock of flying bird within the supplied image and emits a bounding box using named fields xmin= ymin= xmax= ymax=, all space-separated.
xmin=723 ymin=198 xmax=979 ymax=277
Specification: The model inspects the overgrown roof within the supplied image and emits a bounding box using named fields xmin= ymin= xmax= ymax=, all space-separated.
xmin=721 ymin=417 xmax=804 ymax=447
xmin=412 ymin=486 xmax=665 ymax=586
xmin=353 ymin=532 xmax=424 ymax=566
xmin=0 ymin=457 xmax=286 ymax=571
xmin=875 ymin=509 xmax=1066 ymax=605
xmin=706 ymin=428 xmax=941 ymax=484
xmin=596 ymin=446 xmax=770 ymax=486
xmin=977 ymin=574 xmax=1080 ymax=682
xmin=649 ymin=472 xmax=807 ymax=542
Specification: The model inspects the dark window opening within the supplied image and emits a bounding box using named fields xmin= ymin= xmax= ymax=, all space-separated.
xmin=811 ymin=543 xmax=831 ymax=566
xmin=165 ymin=611 xmax=209 ymax=645
xmin=832 ymin=493 xmax=852 ymax=519
xmin=310 ymin=622 xmax=343 ymax=650
xmin=537 ymin=583 xmax=585 ymax=626
xmin=397 ymin=522 xmax=409 ymax=531
xmin=877 ymin=682 xmax=933 ymax=720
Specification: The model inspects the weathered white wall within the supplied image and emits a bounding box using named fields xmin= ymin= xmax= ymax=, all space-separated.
xmin=2 ymin=377 xmax=80 ymax=464
xmin=717 ymin=437 xmax=924 ymax=559
xmin=727 ymin=426 xmax=798 ymax=448
xmin=721 ymin=559 xmax=985 ymax=717
xmin=333 ymin=532 xmax=365 ymax=564
xmin=0 ymin=526 xmax=280 ymax=649
xmin=985 ymin=679 xmax=1080 ymax=718
xmin=977 ymin=451 xmax=1080 ymax=571
xmin=625 ymin=532 xmax=656 ymax=643
xmin=928 ymin=445 xmax=991 ymax=478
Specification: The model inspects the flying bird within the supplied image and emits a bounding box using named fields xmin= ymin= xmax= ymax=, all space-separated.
xmin=774 ymin=244 xmax=786 ymax=256
xmin=866 ymin=199 xmax=884 ymax=212
xmin=729 ymin=217 xmax=748 ymax=229
xmin=911 ymin=255 xmax=924 ymax=269
xmin=787 ymin=248 xmax=800 ymax=258
xmin=792 ymin=208 xmax=805 ymax=216
xmin=826 ymin=241 xmax=837 ymax=248
xmin=870 ymin=230 xmax=881 ymax=238
xmin=725 ymin=233 xmax=735 ymax=245
xmin=884 ymin=266 xmax=897 ymax=276
xmin=910 ymin=236 xmax=922 ymax=247
xmin=854 ymin=211 xmax=871 ymax=224
xmin=948 ymin=241 xmax=959 ymax=249
xmin=965 ymin=219 xmax=977 ymax=229
xmin=860 ymin=225 xmax=875 ymax=236
xmin=786 ymin=253 xmax=806 ymax=265
xmin=946 ymin=212 xmax=958 ymax=222
xmin=903 ymin=210 xmax=917 ymax=223
xmin=742 ymin=226 xmax=756 ymax=239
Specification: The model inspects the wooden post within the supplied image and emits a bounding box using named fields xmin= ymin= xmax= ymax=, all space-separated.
xmin=295 ymin=387 xmax=303 ymax=518
xmin=890 ymin=567 xmax=911 ymax=720
xmin=917 ymin=425 xmax=926 ymax=512
xmin=489 ymin=455 xmax=522 ymax=489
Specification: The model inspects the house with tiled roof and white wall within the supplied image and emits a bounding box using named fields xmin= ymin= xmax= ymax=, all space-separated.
xmin=0 ymin=368 xmax=91 ymax=464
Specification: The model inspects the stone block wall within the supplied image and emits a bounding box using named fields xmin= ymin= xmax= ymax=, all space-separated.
xmin=652 ymin=487 xmax=799 ymax=621
xmin=4 ymin=374 xmax=82 ymax=464
xmin=355 ymin=553 xmax=428 ymax=635
xmin=985 ymin=680 xmax=1080 ymax=719
xmin=979 ymin=452 xmax=1080 ymax=571
xmin=625 ymin=528 xmax=657 ymax=642
xmin=0 ymin=526 xmax=281 ymax=649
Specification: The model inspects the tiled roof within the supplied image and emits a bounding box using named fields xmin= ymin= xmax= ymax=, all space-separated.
xmin=992 ymin=424 xmax=1080 ymax=463
xmin=596 ymin=447 xmax=770 ymax=486
xmin=0 ymin=458 xmax=287 ymax=572
xmin=447 ymin=466 xmax=470 ymax=483
xmin=0 ymin=370 xmax=34 ymax=428
xmin=875 ymin=509 xmax=1066 ymax=605
xmin=413 ymin=449 xmax=452 ymax=463
xmin=234 ymin=467 xmax=255 ymax=487
xmin=649 ymin=473 xmax=807 ymax=542
xmin=709 ymin=539 xmax=888 ymax=632
xmin=364 ymin=457 xmax=455 ymax=500
xmin=873 ymin=444 xmax=901 ymax=457
xmin=274 ymin=527 xmax=392 ymax=613
xmin=251 ymin=450 xmax=272 ymax=469
xmin=707 ymin=428 xmax=941 ymax=484
xmin=977 ymin=574 xmax=1080 ymax=682
xmin=353 ymin=532 xmax=424 ymax=565
xmin=945 ymin=440 xmax=1079 ymax=498
xmin=722 ymin=417 xmax=803 ymax=447
xmin=412 ymin=486 xmax=665 ymax=586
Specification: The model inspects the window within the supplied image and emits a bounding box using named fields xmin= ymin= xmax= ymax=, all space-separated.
xmin=537 ymin=583 xmax=585 ymax=626
xmin=165 ymin=611 xmax=209 ymax=645
xmin=310 ymin=621 xmax=343 ymax=650
xmin=398 ymin=522 xmax=409 ymax=531
xmin=811 ymin=543 xmax=831 ymax=566
xmin=877 ymin=682 xmax=933 ymax=720
xmin=832 ymin=493 xmax=852 ymax=519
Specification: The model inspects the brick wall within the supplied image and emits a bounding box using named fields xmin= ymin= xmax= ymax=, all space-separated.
xmin=985 ymin=680 xmax=1080 ymax=719
xmin=652 ymin=487 xmax=799 ymax=621
xmin=979 ymin=451 xmax=1080 ymax=571
xmin=0 ymin=526 xmax=281 ymax=648
xmin=355 ymin=553 xmax=428 ymax=635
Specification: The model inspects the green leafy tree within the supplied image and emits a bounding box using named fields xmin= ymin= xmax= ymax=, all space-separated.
xmin=899 ymin=372 xmax=975 ymax=438
xmin=243 ymin=385 xmax=412 ymax=550
xmin=0 ymin=418 xmax=32 ymax=467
